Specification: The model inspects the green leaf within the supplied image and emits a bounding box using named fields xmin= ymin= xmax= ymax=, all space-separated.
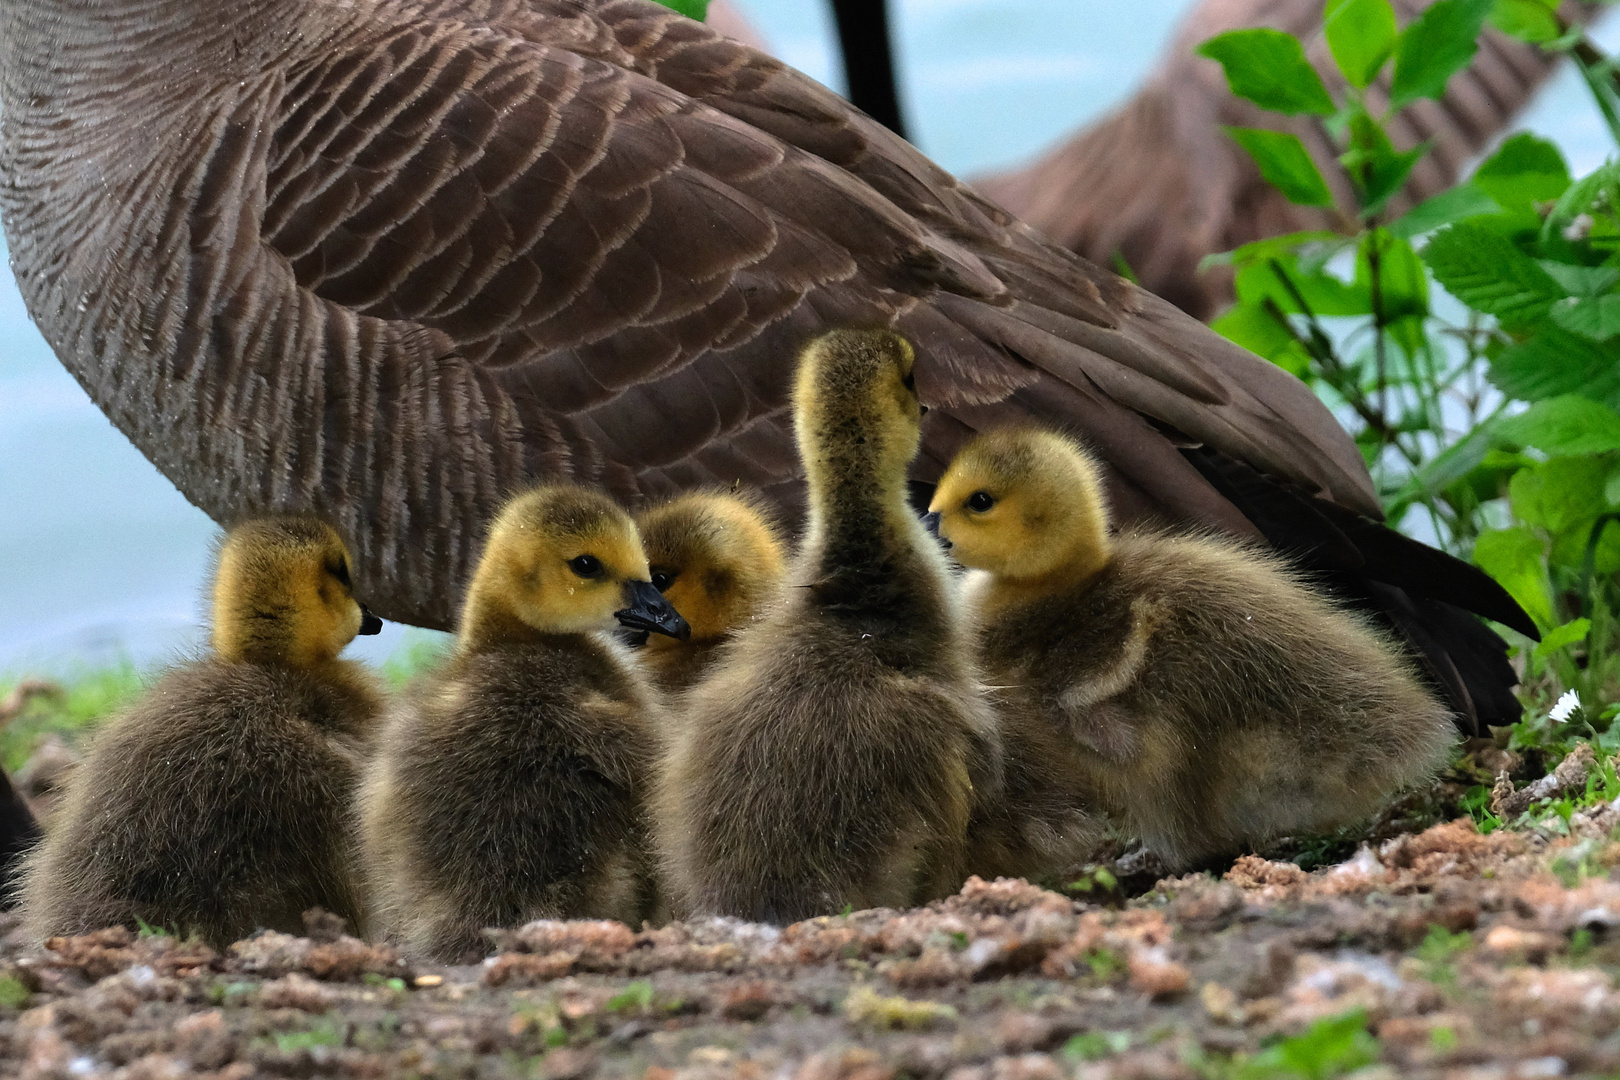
xmin=1473 ymin=133 xmax=1571 ymax=212
xmin=1606 ymin=459 xmax=1620 ymax=506
xmin=1545 ymin=161 xmax=1620 ymax=236
xmin=1390 ymin=183 xmax=1499 ymax=238
xmin=1224 ymin=127 xmax=1335 ymax=206
xmin=1200 ymin=231 xmax=1349 ymax=271
xmin=1422 ymin=221 xmax=1567 ymax=324
xmin=1533 ymin=617 xmax=1591 ymax=662
xmin=1490 ymin=0 xmax=1562 ymax=43
xmin=1390 ymin=0 xmax=1496 ymax=108
xmin=1236 ymin=1009 xmax=1378 ymax=1080
xmin=1236 ymin=257 xmax=1371 ymax=316
xmin=1540 ymin=262 xmax=1620 ymax=297
xmin=1551 ymin=294 xmax=1620 ymax=341
xmin=1496 ymin=396 xmax=1620 ymax=457
xmin=1198 ymin=29 xmax=1337 ymax=116
xmin=650 ymin=0 xmax=708 ymax=18
xmin=1473 ymin=526 xmax=1556 ymax=629
xmin=1357 ymin=228 xmax=1428 ymax=323
xmin=1340 ymin=112 xmax=1427 ymax=215
xmin=1326 ymin=0 xmax=1400 ymax=88
xmin=1212 ymin=301 xmax=1313 ymax=377
xmin=1490 ymin=325 xmax=1620 ymax=406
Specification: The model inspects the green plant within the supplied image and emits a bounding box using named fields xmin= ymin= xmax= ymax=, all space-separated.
xmin=605 ymin=981 xmax=655 ymax=1014
xmin=0 ymin=975 xmax=31 ymax=1010
xmin=1238 ymin=1009 xmax=1379 ymax=1080
xmin=1199 ymin=0 xmax=1517 ymax=546
xmin=1417 ymin=924 xmax=1471 ymax=986
xmin=1202 ymin=0 xmax=1620 ymax=711
xmin=1084 ymin=948 xmax=1127 ymax=982
xmin=1063 ymin=1030 xmax=1133 ymax=1062
xmin=273 ymin=1018 xmax=345 ymax=1054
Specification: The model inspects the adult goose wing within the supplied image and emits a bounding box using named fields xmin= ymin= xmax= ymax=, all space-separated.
xmin=0 ymin=0 xmax=1526 ymax=728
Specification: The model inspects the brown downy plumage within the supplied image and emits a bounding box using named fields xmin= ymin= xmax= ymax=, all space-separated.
xmin=929 ymin=428 xmax=1455 ymax=871
xmin=360 ymin=485 xmax=687 ymax=962
xmin=656 ymin=329 xmax=1002 ymax=923
xmin=0 ymin=0 xmax=1531 ymax=734
xmin=633 ymin=491 xmax=788 ymax=693
xmin=18 ymin=518 xmax=386 ymax=946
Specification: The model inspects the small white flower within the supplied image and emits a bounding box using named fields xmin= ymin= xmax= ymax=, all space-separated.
xmin=1550 ymin=689 xmax=1582 ymax=723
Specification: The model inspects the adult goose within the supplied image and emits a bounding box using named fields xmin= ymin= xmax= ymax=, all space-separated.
xmin=0 ymin=0 xmax=1531 ymax=730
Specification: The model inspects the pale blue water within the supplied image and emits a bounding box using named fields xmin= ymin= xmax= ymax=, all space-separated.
xmin=1 ymin=1 xmax=1616 ymax=673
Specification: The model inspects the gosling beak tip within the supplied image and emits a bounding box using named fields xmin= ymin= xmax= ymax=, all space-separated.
xmin=921 ymin=511 xmax=951 ymax=551
xmin=358 ymin=603 xmax=384 ymax=636
xmin=615 ymin=580 xmax=691 ymax=641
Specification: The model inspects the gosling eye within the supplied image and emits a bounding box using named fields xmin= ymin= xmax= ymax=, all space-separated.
xmin=900 ymin=370 xmax=916 ymax=393
xmin=650 ymin=569 xmax=677 ymax=593
xmin=568 ymin=554 xmax=603 ymax=579
xmin=966 ymin=491 xmax=996 ymax=513
xmin=329 ymin=559 xmax=353 ymax=589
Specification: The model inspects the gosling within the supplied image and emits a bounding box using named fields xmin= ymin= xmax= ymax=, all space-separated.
xmin=633 ymin=491 xmax=787 ymax=692
xmin=19 ymin=517 xmax=385 ymax=945
xmin=656 ymin=329 xmax=1002 ymax=923
xmin=359 ymin=485 xmax=687 ymax=961
xmin=928 ymin=427 xmax=1455 ymax=871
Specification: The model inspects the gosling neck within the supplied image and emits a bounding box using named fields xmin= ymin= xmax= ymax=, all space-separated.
xmin=457 ymin=587 xmax=551 ymax=655
xmin=211 ymin=618 xmax=333 ymax=672
xmin=803 ymin=448 xmax=919 ymax=579
xmin=979 ymin=533 xmax=1115 ymax=621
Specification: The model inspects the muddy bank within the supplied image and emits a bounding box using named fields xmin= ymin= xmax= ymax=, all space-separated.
xmin=3 ymin=810 xmax=1620 ymax=1079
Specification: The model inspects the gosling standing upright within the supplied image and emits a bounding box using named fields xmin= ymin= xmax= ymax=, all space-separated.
xmin=19 ymin=518 xmax=386 ymax=945
xmin=657 ymin=329 xmax=1002 ymax=923
xmin=360 ymin=485 xmax=687 ymax=961
xmin=633 ymin=491 xmax=788 ymax=693
xmin=929 ymin=428 xmax=1455 ymax=871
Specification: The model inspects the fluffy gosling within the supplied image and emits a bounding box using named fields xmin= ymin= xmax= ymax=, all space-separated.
xmin=359 ymin=485 xmax=686 ymax=961
xmin=656 ymin=329 xmax=1002 ymax=923
xmin=928 ymin=427 xmax=1455 ymax=871
xmin=19 ymin=517 xmax=385 ymax=945
xmin=633 ymin=491 xmax=787 ymax=692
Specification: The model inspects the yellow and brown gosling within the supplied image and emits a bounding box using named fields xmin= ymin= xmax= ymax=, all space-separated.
xmin=633 ymin=491 xmax=787 ymax=692
xmin=359 ymin=485 xmax=687 ymax=961
xmin=19 ymin=517 xmax=385 ymax=945
xmin=655 ymin=329 xmax=1003 ymax=923
xmin=928 ymin=427 xmax=1455 ymax=872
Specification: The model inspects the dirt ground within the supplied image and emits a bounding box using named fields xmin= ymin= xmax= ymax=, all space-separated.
xmin=6 ymin=804 xmax=1620 ymax=1080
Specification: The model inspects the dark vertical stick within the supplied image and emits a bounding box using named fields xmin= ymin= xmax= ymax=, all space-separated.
xmin=828 ymin=0 xmax=909 ymax=141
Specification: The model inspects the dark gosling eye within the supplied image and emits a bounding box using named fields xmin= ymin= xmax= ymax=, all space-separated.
xmin=650 ymin=569 xmax=677 ymax=593
xmin=329 ymin=559 xmax=353 ymax=588
xmin=568 ymin=554 xmax=603 ymax=579
xmin=966 ymin=491 xmax=996 ymax=513
xmin=901 ymin=370 xmax=917 ymax=392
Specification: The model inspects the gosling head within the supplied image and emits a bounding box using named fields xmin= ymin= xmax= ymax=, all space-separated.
xmin=463 ymin=485 xmax=689 ymax=648
xmin=927 ymin=427 xmax=1114 ymax=586
xmin=635 ymin=492 xmax=786 ymax=647
xmin=793 ymin=328 xmax=924 ymax=495
xmin=211 ymin=517 xmax=383 ymax=668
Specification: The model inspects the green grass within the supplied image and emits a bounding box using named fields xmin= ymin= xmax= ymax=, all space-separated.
xmin=0 ymin=663 xmax=145 ymax=771
xmin=1197 ymin=1009 xmax=1380 ymax=1080
xmin=0 ymin=632 xmax=450 ymax=776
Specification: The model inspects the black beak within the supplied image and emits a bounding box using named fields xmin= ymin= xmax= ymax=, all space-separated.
xmin=921 ymin=511 xmax=951 ymax=551
xmin=358 ymin=604 xmax=383 ymax=636
xmin=615 ymin=580 xmax=690 ymax=640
